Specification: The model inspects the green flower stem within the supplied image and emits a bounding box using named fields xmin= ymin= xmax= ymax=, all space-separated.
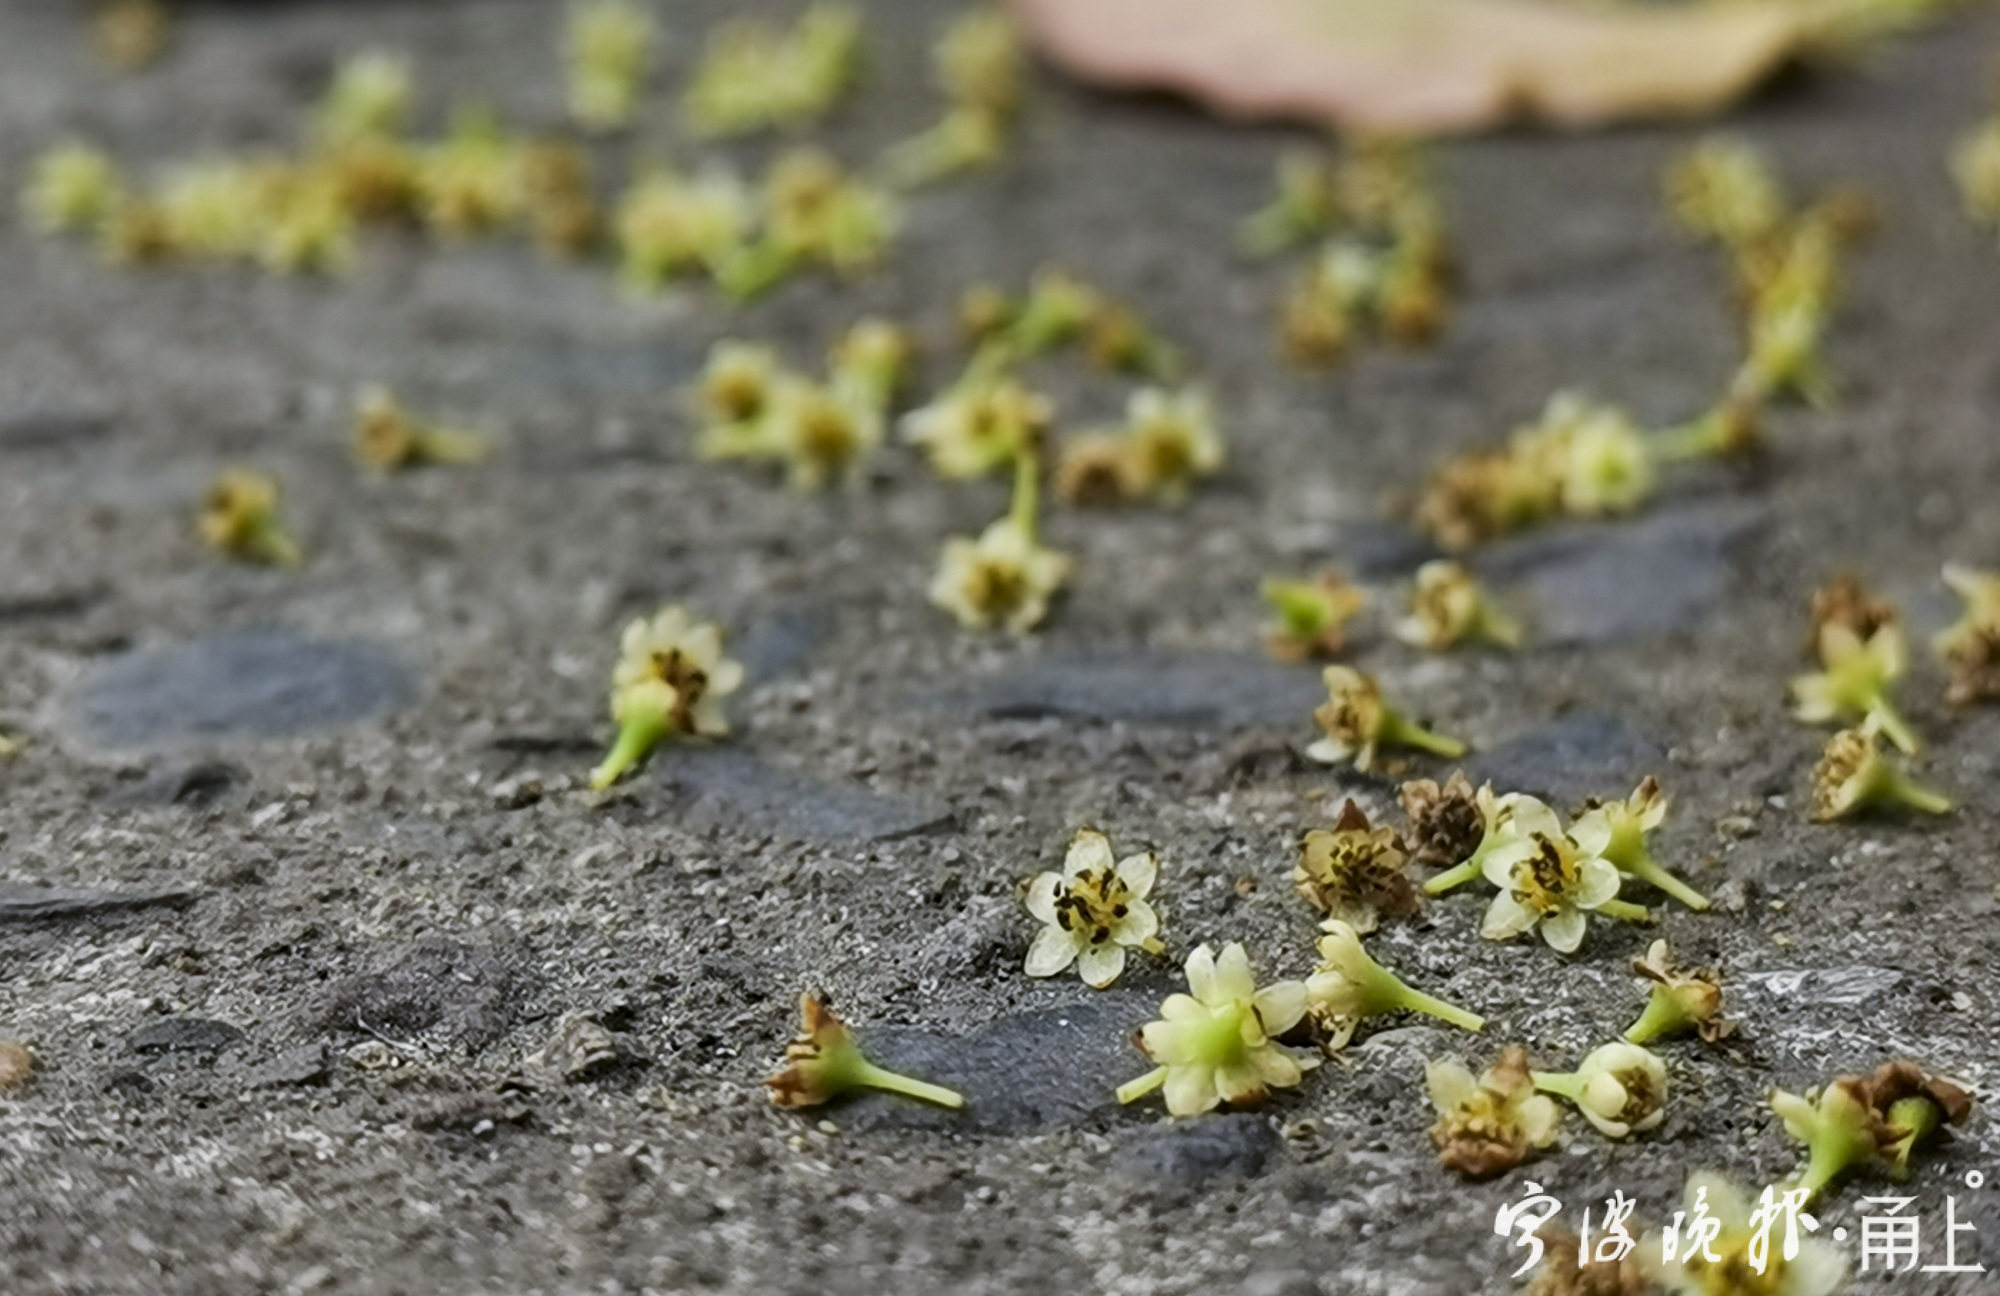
xmin=1117 ymin=1066 xmax=1168 ymax=1105
xmin=850 ymin=1058 xmax=965 ymax=1109
xmin=1394 ymin=985 xmax=1486 ymax=1034
xmin=414 ymin=425 xmax=488 ymax=465
xmin=1596 ymin=899 xmax=1654 ymax=925
xmin=1624 ymin=990 xmax=1690 ymax=1045
xmin=1383 ymin=714 xmax=1468 ymax=759
xmin=1882 ymin=770 xmax=1953 ymax=815
xmin=1867 ymin=701 xmax=1920 ymax=755
xmin=1529 ymin=1069 xmax=1585 ymax=1103
xmin=1618 ymin=848 xmax=1711 ymax=912
xmin=1792 ymin=1113 xmax=1877 ymax=1203
xmin=246 ymin=521 xmax=301 ymax=567
xmin=1423 ymin=854 xmax=1487 ymax=896
xmin=1009 ymin=443 xmax=1042 ymax=542
xmin=590 ymin=709 xmax=670 ymax=791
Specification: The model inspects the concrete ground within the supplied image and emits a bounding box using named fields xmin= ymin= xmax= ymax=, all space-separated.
xmin=3 ymin=1 xmax=2000 ymax=1293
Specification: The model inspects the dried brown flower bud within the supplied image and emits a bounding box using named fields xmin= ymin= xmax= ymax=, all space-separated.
xmin=1399 ymin=771 xmax=1485 ymax=866
xmin=1807 ymin=572 xmax=1896 ymax=655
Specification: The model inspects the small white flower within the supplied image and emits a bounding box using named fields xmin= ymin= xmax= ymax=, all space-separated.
xmin=1533 ymin=1041 xmax=1668 ymax=1139
xmin=1022 ymin=830 xmax=1162 ymax=988
xmin=1477 ymin=801 xmax=1630 ymax=953
xmin=929 ymin=518 xmax=1070 ymax=634
xmin=1116 ymin=943 xmax=1317 ymax=1118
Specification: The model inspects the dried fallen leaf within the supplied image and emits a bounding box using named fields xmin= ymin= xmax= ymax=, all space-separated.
xmin=1006 ymin=0 xmax=1845 ymax=134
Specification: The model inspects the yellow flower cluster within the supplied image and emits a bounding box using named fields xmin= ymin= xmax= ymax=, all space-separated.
xmin=616 ymin=149 xmax=898 ymax=301
xmin=683 ymin=3 xmax=862 ymax=139
xmin=884 ymin=9 xmax=1024 ymax=188
xmin=1241 ymin=139 xmax=1453 ymax=365
xmin=691 ymin=320 xmax=910 ymax=492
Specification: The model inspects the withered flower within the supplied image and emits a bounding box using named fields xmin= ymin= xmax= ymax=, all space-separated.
xmin=1398 ymin=771 xmax=1485 ymax=867
xmin=1771 ymin=1061 xmax=1972 ymax=1201
xmin=1294 ymin=800 xmax=1420 ymax=933
xmin=1624 ymin=939 xmax=1733 ymax=1045
xmin=1426 ymin=1046 xmax=1561 ymax=1180
xmin=767 ymin=993 xmax=964 ymax=1110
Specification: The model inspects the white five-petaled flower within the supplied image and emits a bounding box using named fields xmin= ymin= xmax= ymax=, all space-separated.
xmin=1023 ymin=829 xmax=1162 ymax=988
xmin=1116 ymin=943 xmax=1317 ymax=1118
xmin=1478 ymin=800 xmax=1631 ymax=953
xmin=929 ymin=518 xmax=1070 ymax=634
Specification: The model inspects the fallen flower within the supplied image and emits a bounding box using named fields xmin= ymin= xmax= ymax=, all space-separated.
xmin=1023 ymin=828 xmax=1164 ymax=988
xmin=1293 ymin=800 xmax=1420 ymax=934
xmin=1306 ymin=665 xmax=1467 ymax=771
xmin=590 ymin=605 xmax=744 ymax=790
xmin=1580 ymin=777 xmax=1710 ymax=911
xmin=1770 ymin=1061 xmax=1971 ymax=1201
xmin=1399 ymin=771 xmax=1486 ymax=868
xmin=23 ymin=142 xmax=123 ymax=234
xmin=1395 ymin=560 xmax=1522 ymax=652
xmin=1116 ymin=942 xmax=1317 ymax=1117
xmin=1122 ymin=387 xmax=1223 ymax=504
xmin=352 ymin=386 xmax=488 ymax=472
xmin=566 ymin=0 xmax=656 ymax=132
xmin=1935 ymin=562 xmax=2000 ymax=706
xmin=1806 ymin=571 xmax=1897 ymax=653
xmin=1260 ymin=570 xmax=1366 ymax=662
xmin=1426 ymin=1046 xmax=1560 ymax=1179
xmin=198 ymin=469 xmax=301 ymax=567
xmin=767 ymin=993 xmax=965 ymax=1110
xmin=1306 ymin=920 xmax=1485 ymax=1049
xmin=1810 ymin=725 xmax=1952 ymax=821
xmin=902 ymin=375 xmax=1051 ymax=480
xmin=1532 ymin=1041 xmax=1667 ymax=1139
xmin=1792 ymin=621 xmax=1919 ymax=753
xmin=1420 ymin=782 xmax=1535 ymax=895
xmin=1624 ymin=939 xmax=1733 ymax=1045
xmin=1479 ymin=800 xmax=1651 ymax=952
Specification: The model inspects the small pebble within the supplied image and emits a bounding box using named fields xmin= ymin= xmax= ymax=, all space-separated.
xmin=0 ymin=1039 xmax=35 ymax=1090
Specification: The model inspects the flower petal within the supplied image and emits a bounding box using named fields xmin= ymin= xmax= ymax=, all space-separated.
xmin=1789 ymin=1239 xmax=1850 ymax=1296
xmin=1574 ymin=856 xmax=1623 ymax=910
xmin=1024 ymin=872 xmax=1062 ymax=923
xmin=1252 ymin=979 xmax=1309 ymax=1036
xmin=1519 ymin=1095 xmax=1562 ymax=1146
xmin=1076 ymin=941 xmax=1128 ymax=988
xmin=1064 ymin=829 xmax=1116 ymax=879
xmin=1140 ymin=1020 xmax=1200 ymax=1065
xmin=1214 ymin=1061 xmax=1267 ymax=1105
xmin=1303 ymin=737 xmax=1348 ymax=765
xmin=1481 ymin=839 xmax=1532 ymax=889
xmin=1211 ymin=942 xmax=1257 ymax=1005
xmin=707 ymin=658 xmax=746 ymax=697
xmin=1163 ymin=1063 xmax=1220 ymax=1117
xmin=1114 ymin=851 xmax=1158 ymax=899
xmin=1425 ymin=1059 xmax=1477 ymax=1113
xmin=1250 ymin=1045 xmax=1303 ymax=1090
xmin=1024 ymin=924 xmax=1082 ymax=978
xmin=1541 ymin=906 xmax=1587 ymax=954
xmin=1158 ymin=993 xmax=1204 ymax=1022
xmin=1182 ymin=944 xmax=1218 ymax=1003
xmin=1479 ymin=892 xmax=1536 ymax=941
xmin=1568 ymin=809 xmax=1614 ymax=858
xmin=1115 ymin=899 xmax=1160 ymax=945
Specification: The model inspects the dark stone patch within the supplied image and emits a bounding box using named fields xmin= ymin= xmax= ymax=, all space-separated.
xmin=730 ymin=604 xmax=833 ymax=684
xmin=0 ymin=408 xmax=113 ymax=451
xmin=1323 ymin=520 xmax=1445 ymax=580
xmin=62 ymin=629 xmax=417 ymax=752
xmin=0 ymin=882 xmax=197 ymax=924
xmin=128 ymin=1017 xmax=244 ymax=1057
xmin=99 ymin=761 xmax=246 ymax=808
xmin=302 ymin=941 xmax=531 ymax=1051
xmin=0 ymin=585 xmax=106 ymax=622
xmin=1475 ymin=501 xmax=1767 ymax=646
xmin=950 ymin=653 xmax=1323 ymax=729
xmin=834 ymin=995 xmax=1156 ymax=1135
xmin=1470 ymin=712 xmax=1665 ymax=807
xmin=1113 ymin=1112 xmax=1281 ymax=1190
xmin=645 ymin=748 xmax=955 ymax=845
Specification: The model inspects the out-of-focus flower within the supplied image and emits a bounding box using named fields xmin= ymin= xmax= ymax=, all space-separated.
xmin=1792 ymin=622 xmax=1918 ymax=753
xmin=1810 ymin=725 xmax=1952 ymax=821
xmin=1395 ymin=560 xmax=1521 ymax=651
xmin=566 ymin=0 xmax=656 ymax=131
xmin=198 ymin=469 xmax=301 ymax=567
xmin=590 ymin=606 xmax=743 ymax=790
xmin=1306 ymin=665 xmax=1467 ymax=772
xmin=1261 ymin=570 xmax=1366 ymax=661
